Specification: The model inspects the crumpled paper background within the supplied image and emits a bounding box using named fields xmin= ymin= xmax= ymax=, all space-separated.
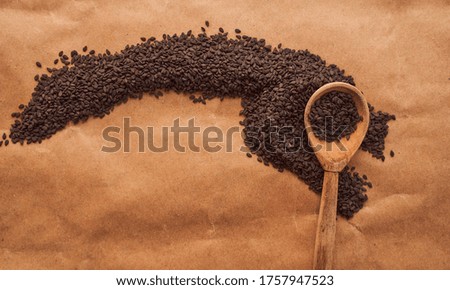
xmin=0 ymin=0 xmax=449 ymax=269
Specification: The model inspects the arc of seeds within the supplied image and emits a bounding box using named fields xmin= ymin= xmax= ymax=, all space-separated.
xmin=4 ymin=24 xmax=395 ymax=218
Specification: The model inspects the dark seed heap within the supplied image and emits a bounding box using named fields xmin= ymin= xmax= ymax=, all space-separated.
xmin=360 ymin=104 xmax=395 ymax=162
xmin=308 ymin=91 xmax=362 ymax=142
xmin=5 ymin=26 xmax=395 ymax=218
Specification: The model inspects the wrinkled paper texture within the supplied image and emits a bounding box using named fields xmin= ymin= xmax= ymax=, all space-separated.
xmin=0 ymin=0 xmax=449 ymax=269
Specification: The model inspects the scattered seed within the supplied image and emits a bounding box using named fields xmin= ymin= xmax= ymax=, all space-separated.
xmin=235 ymin=28 xmax=241 ymax=33
xmin=390 ymin=150 xmax=395 ymax=157
xmin=35 ymin=62 xmax=42 ymax=68
xmin=5 ymin=27 xmax=395 ymax=218
xmin=205 ymin=20 xmax=209 ymax=27
xmin=246 ymin=152 xmax=252 ymax=158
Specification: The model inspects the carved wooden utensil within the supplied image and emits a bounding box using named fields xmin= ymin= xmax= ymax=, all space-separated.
xmin=304 ymin=82 xmax=370 ymax=270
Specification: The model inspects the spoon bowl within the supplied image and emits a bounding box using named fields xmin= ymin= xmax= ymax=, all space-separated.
xmin=304 ymin=82 xmax=370 ymax=172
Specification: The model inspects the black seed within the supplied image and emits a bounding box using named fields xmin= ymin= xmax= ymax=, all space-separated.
xmin=54 ymin=59 xmax=59 ymax=65
xmin=309 ymin=91 xmax=362 ymax=142
xmin=83 ymin=46 xmax=88 ymax=52
xmin=246 ymin=152 xmax=252 ymax=158
xmin=36 ymin=62 xmax=42 ymax=68
xmin=205 ymin=20 xmax=209 ymax=27
xmin=140 ymin=37 xmax=146 ymax=42
xmin=219 ymin=27 xmax=224 ymax=33
xmin=4 ymin=140 xmax=9 ymax=146
xmin=390 ymin=150 xmax=395 ymax=157
xmin=235 ymin=29 xmax=241 ymax=33
xmin=2 ymin=133 xmax=6 ymax=140
xmin=6 ymin=26 xmax=395 ymax=218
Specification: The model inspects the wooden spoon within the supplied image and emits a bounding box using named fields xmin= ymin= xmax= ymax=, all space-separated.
xmin=304 ymin=82 xmax=370 ymax=270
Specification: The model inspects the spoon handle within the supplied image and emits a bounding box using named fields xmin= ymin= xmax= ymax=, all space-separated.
xmin=313 ymin=171 xmax=339 ymax=270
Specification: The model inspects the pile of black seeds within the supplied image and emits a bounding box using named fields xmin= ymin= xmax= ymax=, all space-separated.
xmin=4 ymin=25 xmax=395 ymax=218
xmin=308 ymin=91 xmax=363 ymax=142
